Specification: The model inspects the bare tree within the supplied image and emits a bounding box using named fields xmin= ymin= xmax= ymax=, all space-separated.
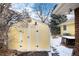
xmin=21 ymin=9 xmax=30 ymax=19
xmin=0 ymin=3 xmax=22 ymax=49
xmin=33 ymin=3 xmax=56 ymax=23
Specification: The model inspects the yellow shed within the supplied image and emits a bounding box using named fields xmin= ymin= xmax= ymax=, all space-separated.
xmin=8 ymin=18 xmax=50 ymax=52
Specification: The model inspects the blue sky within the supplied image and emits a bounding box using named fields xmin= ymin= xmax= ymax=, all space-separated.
xmin=11 ymin=3 xmax=57 ymax=13
xmin=11 ymin=3 xmax=57 ymax=21
xmin=32 ymin=3 xmax=57 ymax=15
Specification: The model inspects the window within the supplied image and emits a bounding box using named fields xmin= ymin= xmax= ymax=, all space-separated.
xmin=63 ymin=25 xmax=67 ymax=30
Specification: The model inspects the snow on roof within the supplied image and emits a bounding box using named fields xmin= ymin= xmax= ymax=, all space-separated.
xmin=62 ymin=36 xmax=75 ymax=39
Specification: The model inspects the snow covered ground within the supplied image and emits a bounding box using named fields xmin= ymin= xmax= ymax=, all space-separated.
xmin=49 ymin=36 xmax=73 ymax=56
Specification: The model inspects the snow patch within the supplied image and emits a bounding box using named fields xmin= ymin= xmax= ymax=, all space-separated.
xmin=50 ymin=36 xmax=73 ymax=56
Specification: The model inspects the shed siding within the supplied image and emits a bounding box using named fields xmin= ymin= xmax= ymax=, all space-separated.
xmin=8 ymin=20 xmax=50 ymax=51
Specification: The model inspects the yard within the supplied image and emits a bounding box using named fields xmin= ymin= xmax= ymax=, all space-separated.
xmin=0 ymin=36 xmax=74 ymax=56
xmin=0 ymin=3 xmax=76 ymax=56
xmin=48 ymin=36 xmax=73 ymax=56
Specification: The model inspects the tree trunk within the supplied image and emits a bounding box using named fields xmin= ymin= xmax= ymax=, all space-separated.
xmin=0 ymin=25 xmax=9 ymax=49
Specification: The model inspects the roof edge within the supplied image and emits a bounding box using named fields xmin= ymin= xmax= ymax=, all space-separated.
xmin=52 ymin=3 xmax=65 ymax=14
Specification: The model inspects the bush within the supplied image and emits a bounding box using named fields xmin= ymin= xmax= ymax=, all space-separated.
xmin=63 ymin=33 xmax=72 ymax=36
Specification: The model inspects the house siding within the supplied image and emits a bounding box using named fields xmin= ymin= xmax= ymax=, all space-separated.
xmin=61 ymin=23 xmax=75 ymax=36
